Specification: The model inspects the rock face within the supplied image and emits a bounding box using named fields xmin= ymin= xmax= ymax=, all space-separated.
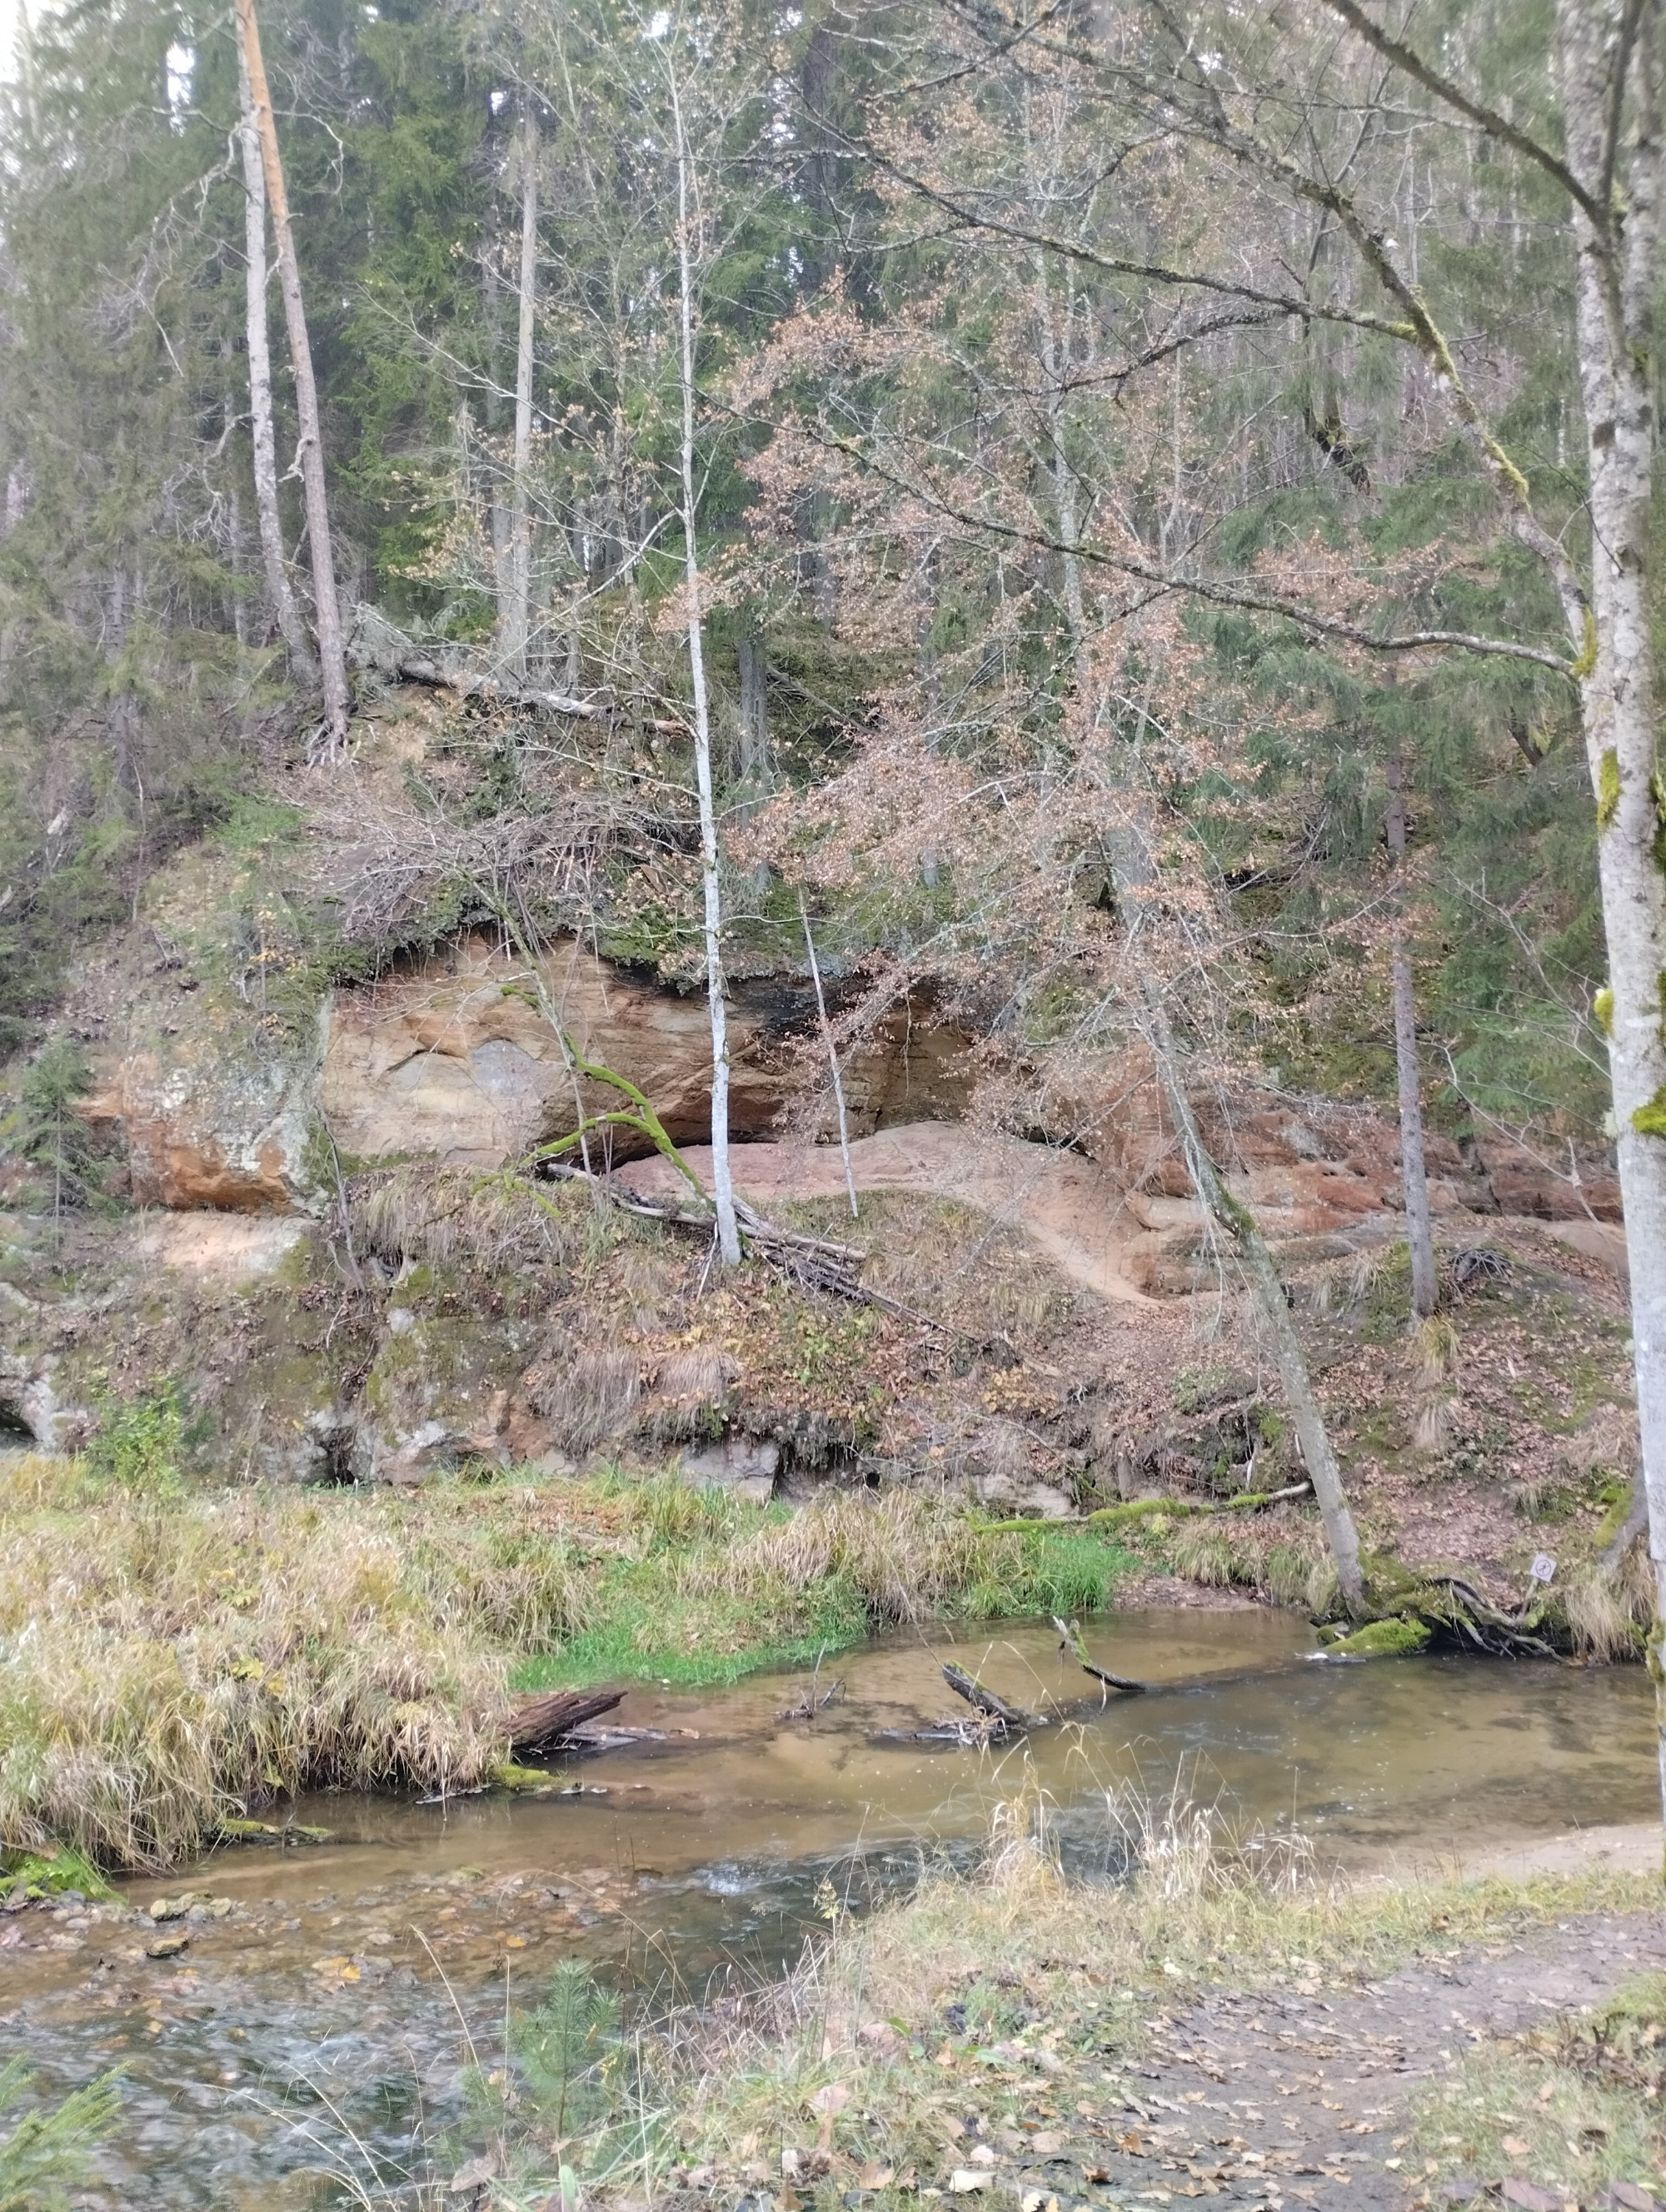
xmin=318 ymin=931 xmax=975 ymax=1171
xmin=70 ymin=907 xmax=1621 ymax=1242
xmin=82 ymin=1039 xmax=317 ymax=1213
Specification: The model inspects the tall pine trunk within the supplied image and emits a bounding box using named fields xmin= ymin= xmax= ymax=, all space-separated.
xmin=1557 ymin=0 xmax=1666 ymax=1834
xmin=232 ymin=0 xmax=349 ymax=759
xmin=672 ymin=77 xmax=741 ymax=1267
xmin=236 ymin=43 xmax=314 ymax=681
xmin=737 ymin=630 xmax=769 ymax=800
xmin=1386 ymin=755 xmax=1438 ymax=1320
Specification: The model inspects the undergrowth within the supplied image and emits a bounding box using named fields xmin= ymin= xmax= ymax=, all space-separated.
xmin=1408 ymin=1971 xmax=1666 ymax=2205
xmin=0 ymin=2059 xmax=122 ymax=2212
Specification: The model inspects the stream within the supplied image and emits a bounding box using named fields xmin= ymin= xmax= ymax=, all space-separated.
xmin=1 ymin=1608 xmax=1656 ymax=2208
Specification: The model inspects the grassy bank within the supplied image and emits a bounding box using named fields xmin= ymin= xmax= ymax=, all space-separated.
xmin=304 ymin=1789 xmax=1664 ymax=2212
xmin=0 ymin=1454 xmax=1133 ymax=1870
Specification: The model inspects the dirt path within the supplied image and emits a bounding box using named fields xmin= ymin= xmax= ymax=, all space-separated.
xmin=1000 ymin=1913 xmax=1666 ymax=2212
xmin=615 ymin=1124 xmax=1162 ymax=1306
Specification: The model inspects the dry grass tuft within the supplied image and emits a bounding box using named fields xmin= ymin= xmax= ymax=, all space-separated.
xmin=524 ymin=1339 xmax=643 ymax=1454
xmin=1564 ymin=1552 xmax=1654 ymax=1662
xmin=1555 ymin=1402 xmax=1640 ymax=1483
xmin=1165 ymin=1524 xmax=1239 ymax=1587
xmin=1164 ymin=1518 xmax=1330 ymax=1611
xmin=0 ymin=1456 xmax=598 ymax=1867
xmin=1411 ymin=1314 xmax=1460 ymax=1387
xmin=636 ymin=1347 xmax=734 ymax=1444
xmin=686 ymin=1491 xmax=1024 ymax=1627
xmin=1412 ymin=1394 xmax=1455 ymax=1452
xmin=350 ymin=1164 xmax=587 ymax=1280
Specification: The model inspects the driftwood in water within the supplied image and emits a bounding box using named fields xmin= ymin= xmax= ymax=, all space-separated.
xmin=508 ymin=1687 xmax=625 ymax=1755
xmin=876 ymin=1719 xmax=1002 ymax=1747
xmin=1052 ymin=1617 xmax=1145 ymax=1696
xmin=941 ymin=1663 xmax=1040 ymax=1735
xmin=777 ymin=1679 xmax=845 ymax=1721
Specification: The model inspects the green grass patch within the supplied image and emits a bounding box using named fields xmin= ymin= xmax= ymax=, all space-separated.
xmin=511 ymin=1503 xmax=1133 ymax=1691
xmin=0 ymin=1846 xmax=112 ymax=1903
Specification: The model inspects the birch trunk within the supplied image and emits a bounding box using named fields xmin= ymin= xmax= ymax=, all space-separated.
xmin=505 ymin=101 xmax=539 ymax=680
xmin=1385 ymin=756 xmax=1437 ymax=1320
xmin=232 ymin=0 xmax=349 ymax=759
xmin=236 ymin=43 xmax=314 ymax=681
xmin=673 ymin=81 xmax=741 ymax=1267
xmin=1556 ymin=0 xmax=1666 ymax=1831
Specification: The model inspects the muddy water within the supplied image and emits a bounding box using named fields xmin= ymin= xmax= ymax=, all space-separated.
xmin=2 ymin=1611 xmax=1655 ymax=2207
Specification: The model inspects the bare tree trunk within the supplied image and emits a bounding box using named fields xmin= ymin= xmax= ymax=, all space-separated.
xmin=1557 ymin=0 xmax=1666 ymax=1835
xmin=505 ymin=99 xmax=539 ymax=680
xmin=232 ymin=0 xmax=348 ymax=759
xmin=800 ymin=888 xmax=859 ymax=1220
xmin=237 ymin=42 xmax=314 ymax=681
xmin=481 ymin=243 xmax=511 ymax=635
xmin=1386 ymin=755 xmax=1437 ymax=1320
xmin=1145 ymin=994 xmax=1367 ymax=1617
xmin=672 ymin=77 xmax=741 ymax=1267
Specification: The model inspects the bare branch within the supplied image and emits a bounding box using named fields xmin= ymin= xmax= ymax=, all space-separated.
xmin=1320 ymin=0 xmax=1609 ymax=233
xmin=800 ymin=419 xmax=1577 ymax=673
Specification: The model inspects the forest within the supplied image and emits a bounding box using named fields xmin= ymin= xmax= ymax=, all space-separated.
xmin=5 ymin=0 xmax=1666 ymax=2205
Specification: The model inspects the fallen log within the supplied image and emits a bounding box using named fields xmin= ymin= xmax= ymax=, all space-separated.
xmin=942 ymin=1662 xmax=1042 ymax=1734
xmin=392 ymin=647 xmax=691 ymax=737
xmin=975 ymin=1480 xmax=1314 ymax=1538
xmin=508 ymin=1687 xmax=626 ymax=1755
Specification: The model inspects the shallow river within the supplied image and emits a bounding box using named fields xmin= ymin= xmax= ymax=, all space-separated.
xmin=1 ymin=1609 xmax=1655 ymax=2207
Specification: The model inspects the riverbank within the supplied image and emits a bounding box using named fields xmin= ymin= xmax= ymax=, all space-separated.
xmin=634 ymin=1829 xmax=1666 ymax=2212
xmin=247 ymin=1796 xmax=1665 ymax=2212
xmin=1 ymin=1622 xmax=1659 ymax=2208
xmin=0 ymin=1451 xmax=1134 ymax=1870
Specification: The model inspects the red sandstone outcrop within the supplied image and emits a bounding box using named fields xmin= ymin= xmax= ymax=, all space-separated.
xmin=317 ymin=933 xmax=975 ymax=1172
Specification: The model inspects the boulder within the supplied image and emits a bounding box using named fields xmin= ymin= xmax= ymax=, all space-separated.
xmin=81 ymin=1043 xmax=316 ymax=1212
xmin=1474 ymin=1136 xmax=1623 ymax=1221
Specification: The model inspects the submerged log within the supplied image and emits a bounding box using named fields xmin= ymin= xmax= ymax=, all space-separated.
xmin=508 ymin=1687 xmax=626 ymax=1754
